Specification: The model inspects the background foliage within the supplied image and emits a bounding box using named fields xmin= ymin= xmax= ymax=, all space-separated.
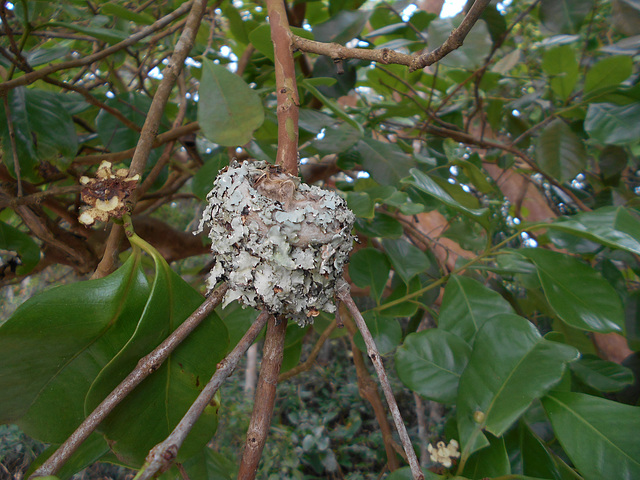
xmin=1 ymin=0 xmax=639 ymax=479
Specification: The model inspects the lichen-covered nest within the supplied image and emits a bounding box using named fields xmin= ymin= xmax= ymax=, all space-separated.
xmin=196 ymin=160 xmax=355 ymax=326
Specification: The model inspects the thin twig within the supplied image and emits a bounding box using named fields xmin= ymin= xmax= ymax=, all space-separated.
xmin=30 ymin=283 xmax=230 ymax=479
xmin=2 ymin=93 xmax=23 ymax=196
xmin=133 ymin=311 xmax=271 ymax=480
xmin=237 ymin=317 xmax=288 ymax=479
xmin=336 ymin=279 xmax=423 ymax=480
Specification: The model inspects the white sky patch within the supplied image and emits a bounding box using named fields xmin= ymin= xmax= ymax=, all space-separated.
xmin=185 ymin=57 xmax=201 ymax=68
xmin=401 ymin=4 xmax=418 ymax=21
xmin=357 ymin=171 xmax=370 ymax=179
xmin=441 ymin=0 xmax=466 ymax=18
xmin=148 ymin=66 xmax=163 ymax=80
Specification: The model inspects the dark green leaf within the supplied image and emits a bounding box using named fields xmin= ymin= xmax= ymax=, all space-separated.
xmin=439 ymin=275 xmax=515 ymax=344
xmin=542 ymin=392 xmax=640 ymax=480
xmin=542 ymin=45 xmax=579 ymax=100
xmin=353 ymin=311 xmax=402 ymax=355
xmin=192 ymin=153 xmax=229 ymax=200
xmin=520 ymin=248 xmax=625 ymax=333
xmin=100 ymin=4 xmax=155 ymax=24
xmin=585 ymin=103 xmax=640 ymax=145
xmin=427 ymin=18 xmax=492 ymax=69
xmin=0 ymin=221 xmax=40 ymax=275
xmin=584 ymin=56 xmax=633 ymax=93
xmin=462 ymin=433 xmax=510 ymax=479
xmin=348 ymin=248 xmax=390 ymax=302
xmin=313 ymin=10 xmax=371 ymax=44
xmin=346 ymin=191 xmax=375 ymax=219
xmin=198 ymin=60 xmax=264 ymax=146
xmin=48 ymin=21 xmax=131 ymax=44
xmin=382 ymin=238 xmax=430 ymax=284
xmin=221 ymin=2 xmax=249 ymax=44
xmin=519 ymin=421 xmax=577 ymax=480
xmin=598 ymin=146 xmax=628 ymax=184
xmin=249 ymin=25 xmax=313 ymax=61
xmin=25 ymin=46 xmax=70 ymax=67
xmin=457 ymin=314 xmax=579 ymax=456
xmin=536 ymin=120 xmax=587 ymax=183
xmin=539 ymin=0 xmax=595 ymax=34
xmin=314 ymin=123 xmax=361 ymax=154
xmin=395 ymin=328 xmax=471 ymax=404
xmin=570 ymin=354 xmax=634 ymax=392
xmin=0 ymin=87 xmax=78 ymax=181
xmin=355 ymin=212 xmax=404 ymax=239
xmin=357 ymin=139 xmax=415 ymax=186
xmin=95 ymin=92 xmax=152 ymax=153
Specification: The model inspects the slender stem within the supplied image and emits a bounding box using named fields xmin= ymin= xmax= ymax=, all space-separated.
xmin=336 ymin=280 xmax=423 ymax=480
xmin=30 ymin=282 xmax=230 ymax=479
xmin=237 ymin=317 xmax=288 ymax=479
xmin=133 ymin=311 xmax=271 ymax=480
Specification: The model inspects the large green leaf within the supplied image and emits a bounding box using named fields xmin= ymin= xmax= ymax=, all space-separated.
xmin=427 ymin=18 xmax=492 ymax=69
xmin=357 ymin=138 xmax=415 ymax=186
xmin=95 ymin=92 xmax=153 ymax=153
xmin=439 ymin=275 xmax=515 ymax=345
xmin=462 ymin=433 xmax=510 ymax=479
xmin=542 ymin=45 xmax=579 ymax=100
xmin=395 ymin=328 xmax=471 ymax=404
xmin=457 ymin=314 xmax=579 ymax=456
xmin=520 ymin=249 xmax=625 ymax=333
xmin=542 ymin=392 xmax=640 ymax=480
xmin=584 ymin=103 xmax=640 ymax=146
xmin=348 ymin=248 xmax=390 ymax=302
xmin=539 ymin=0 xmax=594 ymax=34
xmin=353 ymin=311 xmax=402 ymax=356
xmin=198 ymin=60 xmax=264 ymax=146
xmin=48 ymin=21 xmax=131 ymax=44
xmin=0 ymin=221 xmax=40 ymax=275
xmin=569 ymin=355 xmax=634 ymax=392
xmin=382 ymin=238 xmax=430 ymax=284
xmin=546 ymin=207 xmax=640 ymax=255
xmin=584 ymin=56 xmax=633 ymax=93
xmin=536 ymin=120 xmax=587 ymax=183
xmin=0 ymin=87 xmax=78 ymax=181
xmin=519 ymin=421 xmax=579 ymax=480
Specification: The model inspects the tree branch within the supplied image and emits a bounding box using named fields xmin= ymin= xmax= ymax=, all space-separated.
xmin=30 ymin=283 xmax=230 ymax=479
xmin=133 ymin=310 xmax=271 ymax=480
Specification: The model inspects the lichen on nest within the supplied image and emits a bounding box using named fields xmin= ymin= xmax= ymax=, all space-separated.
xmin=195 ymin=160 xmax=355 ymax=326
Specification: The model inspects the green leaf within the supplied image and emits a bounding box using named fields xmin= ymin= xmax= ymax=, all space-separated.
xmin=546 ymin=207 xmax=640 ymax=256
xmin=395 ymin=328 xmax=471 ymax=404
xmin=519 ymin=248 xmax=625 ymax=333
xmin=353 ymin=311 xmax=402 ymax=355
xmin=0 ymin=221 xmax=40 ymax=275
xmin=404 ymin=169 xmax=490 ymax=229
xmin=346 ymin=191 xmax=375 ymax=219
xmin=439 ymin=275 xmax=515 ymax=345
xmin=313 ymin=10 xmax=371 ymax=44
xmin=178 ymin=447 xmax=237 ymax=480
xmin=519 ymin=421 xmax=578 ymax=480
xmin=536 ymin=120 xmax=587 ymax=183
xmin=539 ymin=0 xmax=595 ymax=34
xmin=248 ymin=25 xmax=313 ymax=61
xmin=570 ymin=354 xmax=634 ymax=392
xmin=47 ymin=21 xmax=131 ymax=44
xmin=357 ymin=138 xmax=415 ymax=186
xmin=542 ymin=45 xmax=579 ymax=100
xmin=542 ymin=392 xmax=640 ymax=480
xmin=462 ymin=433 xmax=510 ymax=479
xmin=355 ymin=212 xmax=404 ymax=239
xmin=221 ymin=1 xmax=249 ymax=44
xmin=84 ymin=237 xmax=229 ymax=466
xmin=192 ymin=153 xmax=229 ymax=200
xmin=584 ymin=103 xmax=640 ymax=146
xmin=100 ymin=4 xmax=155 ymax=25
xmin=0 ymin=87 xmax=78 ymax=181
xmin=281 ymin=324 xmax=308 ymax=374
xmin=427 ymin=18 xmax=492 ymax=69
xmin=457 ymin=314 xmax=579 ymax=456
xmin=198 ymin=60 xmax=265 ymax=146
xmin=382 ymin=238 xmax=431 ymax=284
xmin=95 ymin=92 xmax=153 ymax=153
xmin=584 ymin=56 xmax=633 ymax=93
xmin=24 ymin=46 xmax=70 ymax=67
xmin=348 ymin=248 xmax=390 ymax=302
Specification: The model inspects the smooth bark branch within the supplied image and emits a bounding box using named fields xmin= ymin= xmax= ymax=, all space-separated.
xmin=30 ymin=283 xmax=230 ymax=479
xmin=0 ymin=1 xmax=194 ymax=93
xmin=267 ymin=0 xmax=300 ymax=175
xmin=134 ymin=311 xmax=271 ymax=480
xmin=237 ymin=317 xmax=288 ymax=480
xmin=291 ymin=0 xmax=491 ymax=72
xmin=336 ymin=279 xmax=424 ymax=480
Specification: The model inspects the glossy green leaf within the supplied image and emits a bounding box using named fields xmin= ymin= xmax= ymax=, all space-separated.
xmin=542 ymin=45 xmax=579 ymax=100
xmin=382 ymin=238 xmax=430 ymax=284
xmin=24 ymin=46 xmax=70 ymax=67
xmin=585 ymin=103 xmax=640 ymax=145
xmin=101 ymin=4 xmax=155 ymax=24
xmin=47 ymin=21 xmax=131 ymax=44
xmin=395 ymin=329 xmax=471 ymax=404
xmin=84 ymin=236 xmax=228 ymax=466
xmin=0 ymin=221 xmax=40 ymax=275
xmin=462 ymin=433 xmax=510 ymax=479
xmin=536 ymin=120 xmax=587 ymax=183
xmin=198 ymin=60 xmax=265 ymax=146
xmin=584 ymin=56 xmax=633 ymax=93
xmin=542 ymin=392 xmax=640 ymax=480
xmin=457 ymin=314 xmax=579 ymax=456
xmin=379 ymin=277 xmax=423 ymax=317
xmin=346 ymin=191 xmax=374 ymax=219
xmin=221 ymin=1 xmax=249 ymax=44
xmin=176 ymin=447 xmax=237 ymax=480
xmin=312 ymin=10 xmax=371 ymax=44
xmin=385 ymin=467 xmax=443 ymax=480
xmin=520 ymin=248 xmax=625 ymax=333
xmin=281 ymin=324 xmax=309 ymax=373
xmin=547 ymin=207 xmax=640 ymax=255
xmin=519 ymin=421 xmax=577 ymax=480
xmin=355 ymin=212 xmax=404 ymax=239
xmin=314 ymin=123 xmax=362 ymax=154
xmin=404 ymin=169 xmax=490 ymax=228
xmin=95 ymin=92 xmax=153 ymax=153
xmin=428 ymin=18 xmax=492 ymax=69
xmin=348 ymin=248 xmax=390 ymax=302
xmin=353 ymin=311 xmax=402 ymax=356
xmin=0 ymin=87 xmax=78 ymax=181
xmin=570 ymin=354 xmax=634 ymax=392
xmin=357 ymin=138 xmax=415 ymax=186
xmin=539 ymin=0 xmax=594 ymax=34
xmin=439 ymin=275 xmax=515 ymax=345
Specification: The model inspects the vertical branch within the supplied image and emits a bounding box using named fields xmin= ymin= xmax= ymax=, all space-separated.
xmin=2 ymin=94 xmax=23 ymax=196
xmin=336 ymin=280 xmax=424 ymax=480
xmin=237 ymin=317 xmax=288 ymax=479
xmin=266 ymin=0 xmax=299 ymax=175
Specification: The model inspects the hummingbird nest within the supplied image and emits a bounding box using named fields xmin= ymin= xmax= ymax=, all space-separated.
xmin=195 ymin=160 xmax=355 ymax=326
